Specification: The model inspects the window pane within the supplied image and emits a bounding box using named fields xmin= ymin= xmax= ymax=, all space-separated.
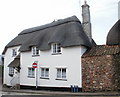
xmin=32 ymin=68 xmax=35 ymax=76
xmin=12 ymin=49 xmax=17 ymax=56
xmin=57 ymin=44 xmax=61 ymax=52
xmin=28 ymin=68 xmax=35 ymax=77
xmin=62 ymin=69 xmax=66 ymax=78
xmin=32 ymin=47 xmax=39 ymax=55
xmin=32 ymin=47 xmax=36 ymax=55
xmin=9 ymin=67 xmax=14 ymax=75
xmin=41 ymin=68 xmax=49 ymax=78
xmin=53 ymin=44 xmax=56 ymax=53
xmin=57 ymin=68 xmax=61 ymax=78
xmin=41 ymin=68 xmax=44 ymax=77
xmin=36 ymin=48 xmax=39 ymax=55
xmin=28 ymin=68 xmax=31 ymax=76
xmin=45 ymin=68 xmax=49 ymax=77
xmin=57 ymin=49 xmax=61 ymax=53
xmin=52 ymin=43 xmax=62 ymax=54
xmin=57 ymin=44 xmax=60 ymax=48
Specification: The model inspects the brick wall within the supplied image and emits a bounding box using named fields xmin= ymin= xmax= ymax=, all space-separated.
xmin=82 ymin=54 xmax=120 ymax=92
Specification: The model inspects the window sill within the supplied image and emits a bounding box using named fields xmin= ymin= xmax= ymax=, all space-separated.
xmin=32 ymin=55 xmax=40 ymax=57
xmin=40 ymin=77 xmax=49 ymax=80
xmin=52 ymin=53 xmax=62 ymax=55
xmin=55 ymin=78 xmax=67 ymax=81
xmin=27 ymin=76 xmax=35 ymax=78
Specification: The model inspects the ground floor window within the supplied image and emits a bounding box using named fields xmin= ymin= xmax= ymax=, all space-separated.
xmin=28 ymin=68 xmax=35 ymax=78
xmin=56 ymin=68 xmax=67 ymax=80
xmin=9 ymin=67 xmax=14 ymax=76
xmin=40 ymin=68 xmax=49 ymax=79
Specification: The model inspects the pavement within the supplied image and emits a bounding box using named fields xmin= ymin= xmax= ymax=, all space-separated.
xmin=2 ymin=87 xmax=120 ymax=96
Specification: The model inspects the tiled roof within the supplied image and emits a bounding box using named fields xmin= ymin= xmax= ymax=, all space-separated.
xmin=82 ymin=45 xmax=120 ymax=57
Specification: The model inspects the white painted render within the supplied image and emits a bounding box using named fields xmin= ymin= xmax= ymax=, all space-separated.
xmin=4 ymin=45 xmax=87 ymax=88
xmin=20 ymin=45 xmax=87 ymax=88
xmin=3 ymin=46 xmax=21 ymax=86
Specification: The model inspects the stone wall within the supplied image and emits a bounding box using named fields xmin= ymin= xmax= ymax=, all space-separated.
xmin=112 ymin=53 xmax=120 ymax=90
xmin=82 ymin=54 xmax=120 ymax=92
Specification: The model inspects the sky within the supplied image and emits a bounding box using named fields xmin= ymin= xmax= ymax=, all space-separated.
xmin=0 ymin=0 xmax=119 ymax=54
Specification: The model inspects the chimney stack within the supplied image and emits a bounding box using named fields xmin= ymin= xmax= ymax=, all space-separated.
xmin=82 ymin=0 xmax=92 ymax=42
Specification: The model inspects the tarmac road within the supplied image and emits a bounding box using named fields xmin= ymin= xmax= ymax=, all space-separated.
xmin=2 ymin=89 xmax=120 ymax=97
xmin=2 ymin=95 xmax=120 ymax=97
xmin=2 ymin=95 xmax=74 ymax=97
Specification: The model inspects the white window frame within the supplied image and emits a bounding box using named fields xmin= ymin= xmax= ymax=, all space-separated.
xmin=40 ymin=68 xmax=49 ymax=79
xmin=28 ymin=67 xmax=35 ymax=78
xmin=56 ymin=68 xmax=67 ymax=80
xmin=9 ymin=67 xmax=14 ymax=75
xmin=12 ymin=48 xmax=17 ymax=57
xmin=52 ymin=43 xmax=61 ymax=54
xmin=32 ymin=46 xmax=40 ymax=56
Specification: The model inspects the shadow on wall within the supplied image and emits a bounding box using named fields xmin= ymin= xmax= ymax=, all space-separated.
xmin=0 ymin=65 xmax=3 ymax=84
xmin=112 ymin=53 xmax=120 ymax=91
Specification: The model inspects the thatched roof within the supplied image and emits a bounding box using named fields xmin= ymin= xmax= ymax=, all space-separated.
xmin=106 ymin=19 xmax=120 ymax=45
xmin=3 ymin=16 xmax=93 ymax=54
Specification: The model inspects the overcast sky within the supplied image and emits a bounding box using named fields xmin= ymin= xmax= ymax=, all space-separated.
xmin=0 ymin=0 xmax=119 ymax=54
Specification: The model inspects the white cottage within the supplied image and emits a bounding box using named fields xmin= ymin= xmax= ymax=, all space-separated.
xmin=3 ymin=2 xmax=95 ymax=91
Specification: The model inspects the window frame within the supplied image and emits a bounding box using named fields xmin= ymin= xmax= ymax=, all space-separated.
xmin=28 ymin=67 xmax=35 ymax=78
xmin=12 ymin=48 xmax=17 ymax=57
xmin=40 ymin=68 xmax=49 ymax=79
xmin=52 ymin=43 xmax=61 ymax=55
xmin=32 ymin=46 xmax=40 ymax=56
xmin=56 ymin=68 xmax=67 ymax=81
xmin=9 ymin=67 xmax=14 ymax=76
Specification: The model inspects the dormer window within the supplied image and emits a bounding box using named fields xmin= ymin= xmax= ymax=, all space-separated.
xmin=12 ymin=48 xmax=17 ymax=57
xmin=32 ymin=46 xmax=40 ymax=56
xmin=52 ymin=43 xmax=61 ymax=54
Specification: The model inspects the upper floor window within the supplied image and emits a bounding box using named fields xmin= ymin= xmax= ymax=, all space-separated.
xmin=12 ymin=49 xmax=17 ymax=57
xmin=52 ymin=43 xmax=61 ymax=54
xmin=32 ymin=46 xmax=40 ymax=56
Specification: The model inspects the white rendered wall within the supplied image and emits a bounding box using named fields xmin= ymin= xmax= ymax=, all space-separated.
xmin=20 ymin=46 xmax=87 ymax=88
xmin=3 ymin=46 xmax=21 ymax=86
